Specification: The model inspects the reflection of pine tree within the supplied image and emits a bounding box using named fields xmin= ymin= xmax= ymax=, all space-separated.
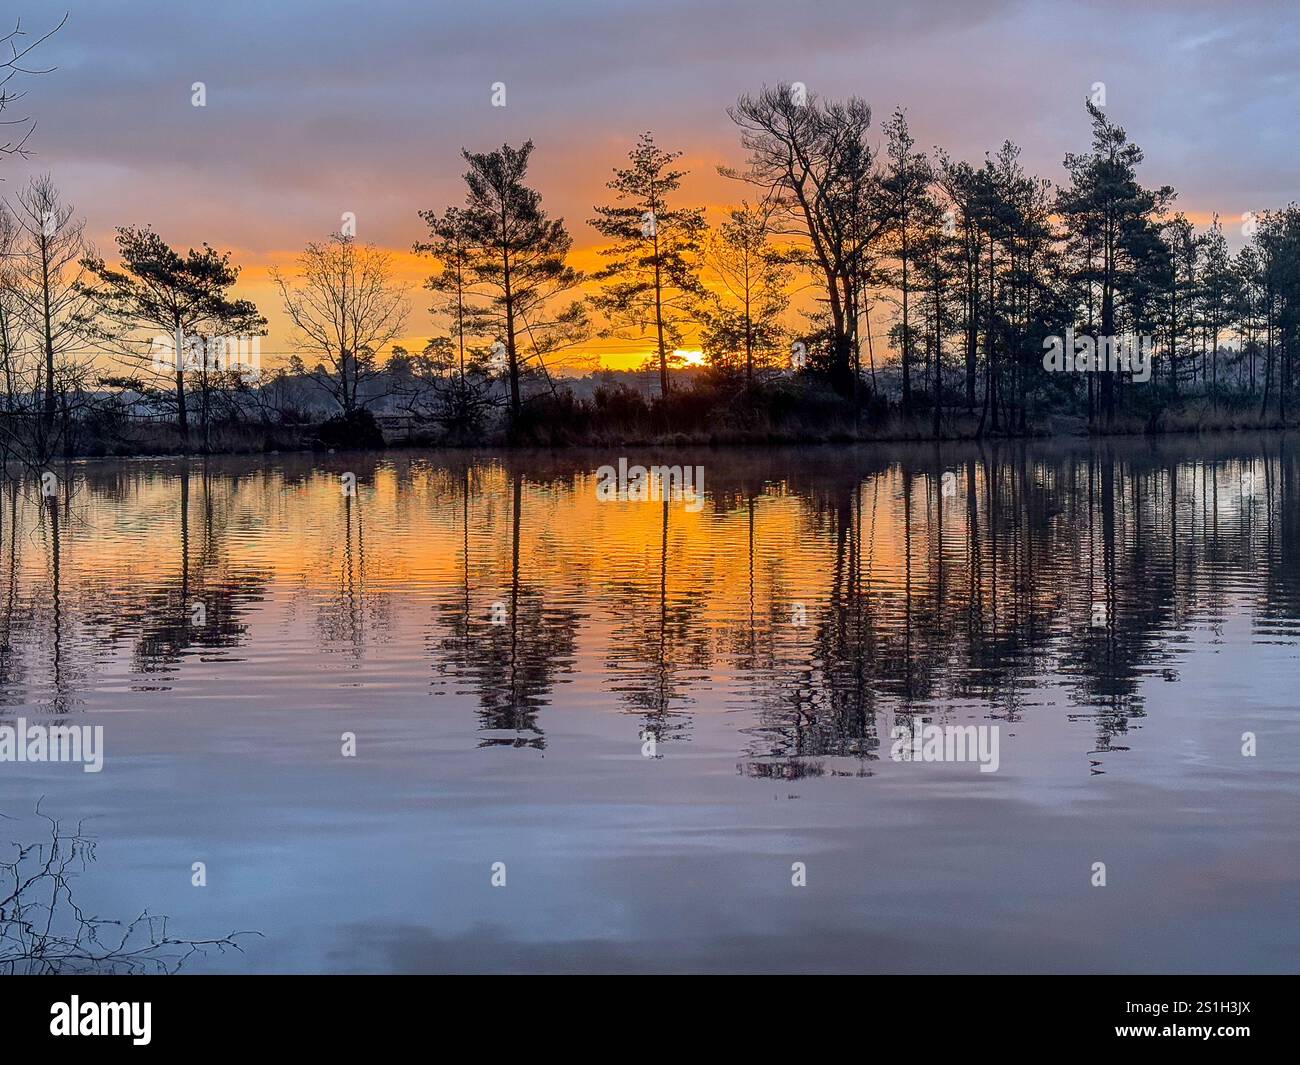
xmin=80 ymin=465 xmax=274 ymax=683
xmin=745 ymin=480 xmax=882 ymax=769
xmin=953 ymin=447 xmax=1060 ymax=715
xmin=716 ymin=495 xmax=779 ymax=674
xmin=1 ymin=468 xmax=279 ymax=707
xmin=603 ymin=499 xmax=711 ymax=744
xmin=737 ymin=442 xmax=1254 ymax=773
xmin=431 ymin=470 xmax=580 ymax=749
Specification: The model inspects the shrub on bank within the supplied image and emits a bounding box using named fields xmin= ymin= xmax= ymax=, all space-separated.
xmin=315 ymin=409 xmax=386 ymax=450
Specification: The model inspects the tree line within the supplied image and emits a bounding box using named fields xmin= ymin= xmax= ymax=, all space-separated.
xmin=3 ymin=76 xmax=1300 ymax=459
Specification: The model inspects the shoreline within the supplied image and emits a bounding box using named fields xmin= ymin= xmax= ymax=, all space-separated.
xmin=28 ymin=419 xmax=1297 ymax=467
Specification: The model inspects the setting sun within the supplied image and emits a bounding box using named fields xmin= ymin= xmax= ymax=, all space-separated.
xmin=675 ymin=349 xmax=706 ymax=366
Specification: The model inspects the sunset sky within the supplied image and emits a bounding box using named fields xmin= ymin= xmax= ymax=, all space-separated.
xmin=7 ymin=0 xmax=1299 ymax=371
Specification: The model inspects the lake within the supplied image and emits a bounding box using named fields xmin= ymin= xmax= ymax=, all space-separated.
xmin=1 ymin=436 xmax=1297 ymax=973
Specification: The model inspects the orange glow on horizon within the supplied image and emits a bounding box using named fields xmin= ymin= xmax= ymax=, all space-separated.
xmin=106 ymin=197 xmax=1241 ymax=380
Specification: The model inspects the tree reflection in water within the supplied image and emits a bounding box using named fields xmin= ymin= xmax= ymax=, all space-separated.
xmin=0 ymin=437 xmax=1294 ymax=772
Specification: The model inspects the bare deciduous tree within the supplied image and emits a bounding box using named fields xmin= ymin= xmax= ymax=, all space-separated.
xmin=273 ymin=233 xmax=409 ymax=414
xmin=1 ymin=804 xmax=256 ymax=975
xmin=11 ymin=174 xmax=94 ymax=432
xmin=0 ymin=14 xmax=66 ymax=163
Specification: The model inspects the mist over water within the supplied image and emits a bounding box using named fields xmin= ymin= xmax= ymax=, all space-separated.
xmin=1 ymin=436 xmax=1297 ymax=972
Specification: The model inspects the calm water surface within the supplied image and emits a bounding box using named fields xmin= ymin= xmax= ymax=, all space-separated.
xmin=1 ymin=437 xmax=1297 ymax=972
